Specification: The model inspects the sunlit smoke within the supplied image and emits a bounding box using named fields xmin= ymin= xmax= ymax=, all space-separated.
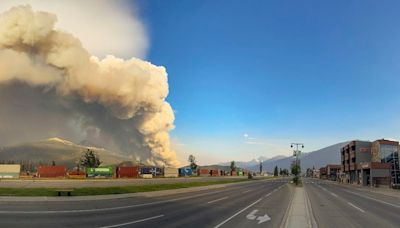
xmin=0 ymin=5 xmax=179 ymax=167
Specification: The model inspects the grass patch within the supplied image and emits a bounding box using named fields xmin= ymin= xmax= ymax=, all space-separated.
xmin=0 ymin=179 xmax=251 ymax=197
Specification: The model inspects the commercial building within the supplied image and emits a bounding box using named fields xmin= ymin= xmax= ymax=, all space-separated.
xmin=326 ymin=164 xmax=341 ymax=181
xmin=341 ymin=139 xmax=399 ymax=187
xmin=319 ymin=167 xmax=327 ymax=179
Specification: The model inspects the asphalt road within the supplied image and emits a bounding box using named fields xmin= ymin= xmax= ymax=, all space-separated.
xmin=304 ymin=178 xmax=400 ymax=228
xmin=1 ymin=178 xmax=399 ymax=228
xmin=0 ymin=179 xmax=291 ymax=228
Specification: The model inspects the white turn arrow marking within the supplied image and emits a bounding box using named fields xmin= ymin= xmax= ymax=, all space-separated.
xmin=246 ymin=210 xmax=258 ymax=220
xmin=246 ymin=210 xmax=271 ymax=224
xmin=256 ymin=214 xmax=271 ymax=224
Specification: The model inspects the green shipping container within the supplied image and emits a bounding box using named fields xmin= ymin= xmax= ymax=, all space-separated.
xmin=86 ymin=166 xmax=113 ymax=178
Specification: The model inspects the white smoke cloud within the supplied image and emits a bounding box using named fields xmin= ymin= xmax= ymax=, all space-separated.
xmin=0 ymin=5 xmax=179 ymax=167
xmin=0 ymin=0 xmax=148 ymax=58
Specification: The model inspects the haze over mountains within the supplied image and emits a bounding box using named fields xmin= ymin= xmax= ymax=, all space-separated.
xmin=0 ymin=138 xmax=129 ymax=168
xmin=0 ymin=138 xmax=348 ymax=171
xmin=218 ymin=155 xmax=287 ymax=169
xmin=248 ymin=142 xmax=348 ymax=172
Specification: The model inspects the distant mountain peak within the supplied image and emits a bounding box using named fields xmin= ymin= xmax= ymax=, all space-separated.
xmin=46 ymin=137 xmax=75 ymax=146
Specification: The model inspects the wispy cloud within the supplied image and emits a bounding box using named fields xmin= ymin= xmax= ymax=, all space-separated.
xmin=243 ymin=133 xmax=265 ymax=145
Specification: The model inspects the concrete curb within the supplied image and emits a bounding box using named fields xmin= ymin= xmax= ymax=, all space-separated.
xmin=279 ymin=184 xmax=295 ymax=228
xmin=283 ymin=185 xmax=317 ymax=228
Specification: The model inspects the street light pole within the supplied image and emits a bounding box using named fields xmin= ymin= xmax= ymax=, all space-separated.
xmin=291 ymin=143 xmax=304 ymax=167
xmin=291 ymin=143 xmax=304 ymax=184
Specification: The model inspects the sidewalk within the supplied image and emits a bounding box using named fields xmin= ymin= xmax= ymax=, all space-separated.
xmin=283 ymin=186 xmax=317 ymax=228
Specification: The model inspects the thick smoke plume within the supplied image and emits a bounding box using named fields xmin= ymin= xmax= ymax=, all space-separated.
xmin=0 ymin=6 xmax=179 ymax=167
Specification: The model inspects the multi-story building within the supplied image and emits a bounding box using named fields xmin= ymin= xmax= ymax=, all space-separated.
xmin=341 ymin=139 xmax=398 ymax=187
xmin=371 ymin=139 xmax=400 ymax=187
xmin=341 ymin=140 xmax=372 ymax=184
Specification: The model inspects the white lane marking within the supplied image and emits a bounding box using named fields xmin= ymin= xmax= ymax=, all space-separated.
xmin=214 ymin=197 xmax=263 ymax=228
xmin=347 ymin=202 xmax=365 ymax=213
xmin=342 ymin=189 xmax=400 ymax=209
xmin=330 ymin=193 xmax=338 ymax=198
xmin=207 ymin=196 xmax=229 ymax=204
xmin=243 ymin=190 xmax=252 ymax=193
xmin=99 ymin=214 xmax=164 ymax=228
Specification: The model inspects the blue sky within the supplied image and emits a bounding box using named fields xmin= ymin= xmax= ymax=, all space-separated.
xmin=134 ymin=0 xmax=400 ymax=164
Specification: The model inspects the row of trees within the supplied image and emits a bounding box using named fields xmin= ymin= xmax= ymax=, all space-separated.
xmin=273 ymin=166 xmax=289 ymax=176
xmin=188 ymin=155 xmax=238 ymax=172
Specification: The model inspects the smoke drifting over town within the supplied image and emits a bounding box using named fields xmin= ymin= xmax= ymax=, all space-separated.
xmin=0 ymin=6 xmax=179 ymax=166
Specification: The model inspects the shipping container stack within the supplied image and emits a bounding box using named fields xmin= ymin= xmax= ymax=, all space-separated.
xmin=86 ymin=166 xmax=113 ymax=178
xmin=116 ymin=166 xmax=139 ymax=178
xmin=140 ymin=167 xmax=163 ymax=177
xmin=164 ymin=167 xmax=179 ymax=177
xmin=179 ymin=167 xmax=193 ymax=177
xmin=211 ymin=169 xmax=220 ymax=176
xmin=37 ymin=166 xmax=67 ymax=178
xmin=197 ymin=168 xmax=210 ymax=176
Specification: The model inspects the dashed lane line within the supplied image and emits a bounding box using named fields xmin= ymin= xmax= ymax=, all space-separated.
xmin=347 ymin=202 xmax=365 ymax=213
xmin=99 ymin=214 xmax=164 ymax=228
xmin=207 ymin=196 xmax=229 ymax=204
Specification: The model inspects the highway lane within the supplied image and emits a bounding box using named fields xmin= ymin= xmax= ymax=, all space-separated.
xmin=305 ymin=179 xmax=400 ymax=228
xmin=0 ymin=179 xmax=290 ymax=227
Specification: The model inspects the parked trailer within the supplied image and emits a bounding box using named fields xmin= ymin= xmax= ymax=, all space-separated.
xmin=164 ymin=167 xmax=179 ymax=177
xmin=231 ymin=171 xmax=237 ymax=176
xmin=179 ymin=167 xmax=193 ymax=176
xmin=0 ymin=164 xmax=21 ymax=178
xmin=116 ymin=166 xmax=139 ymax=178
xmin=237 ymin=171 xmax=243 ymax=176
xmin=37 ymin=166 xmax=67 ymax=178
xmin=86 ymin=166 xmax=113 ymax=178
